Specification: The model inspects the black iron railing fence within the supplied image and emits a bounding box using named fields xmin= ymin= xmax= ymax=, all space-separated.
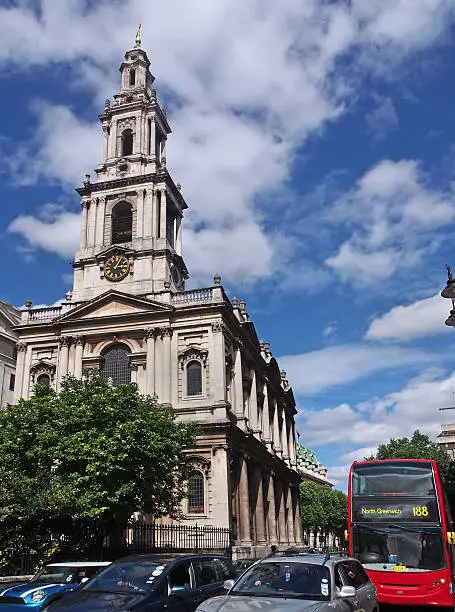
xmin=0 ymin=522 xmax=232 ymax=577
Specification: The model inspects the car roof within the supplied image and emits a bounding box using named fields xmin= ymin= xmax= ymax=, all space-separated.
xmin=261 ymin=554 xmax=358 ymax=567
xmin=46 ymin=562 xmax=112 ymax=567
xmin=113 ymin=553 xmax=229 ymax=564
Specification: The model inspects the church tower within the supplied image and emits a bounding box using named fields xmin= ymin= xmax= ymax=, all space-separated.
xmin=71 ymin=30 xmax=188 ymax=302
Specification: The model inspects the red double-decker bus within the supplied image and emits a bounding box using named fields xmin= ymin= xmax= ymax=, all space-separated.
xmin=348 ymin=459 xmax=455 ymax=608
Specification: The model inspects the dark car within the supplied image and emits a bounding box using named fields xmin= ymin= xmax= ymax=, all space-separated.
xmin=42 ymin=554 xmax=236 ymax=612
xmin=0 ymin=562 xmax=111 ymax=611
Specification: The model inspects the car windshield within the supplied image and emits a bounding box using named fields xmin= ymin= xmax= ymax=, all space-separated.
xmin=230 ymin=562 xmax=331 ymax=599
xmin=30 ymin=566 xmax=80 ymax=584
xmin=352 ymin=462 xmax=434 ymax=496
xmin=83 ymin=561 xmax=167 ymax=594
xmin=353 ymin=525 xmax=446 ymax=572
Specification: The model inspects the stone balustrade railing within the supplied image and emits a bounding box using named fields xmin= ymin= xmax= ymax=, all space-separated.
xmin=171 ymin=288 xmax=214 ymax=305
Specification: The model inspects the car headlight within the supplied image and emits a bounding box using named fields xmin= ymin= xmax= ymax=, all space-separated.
xmin=31 ymin=589 xmax=46 ymax=603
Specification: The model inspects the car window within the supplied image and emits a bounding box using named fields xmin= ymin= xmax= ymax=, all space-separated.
xmin=154 ymin=577 xmax=169 ymax=600
xmin=76 ymin=567 xmax=105 ymax=583
xmin=193 ymin=560 xmax=218 ymax=586
xmin=352 ymin=561 xmax=371 ymax=585
xmin=339 ymin=561 xmax=362 ymax=588
xmin=214 ymin=559 xmax=236 ymax=581
xmin=169 ymin=562 xmax=193 ymax=591
xmin=334 ymin=565 xmax=343 ymax=590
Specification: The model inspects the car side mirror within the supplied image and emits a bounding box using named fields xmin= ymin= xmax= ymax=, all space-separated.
xmin=223 ymin=579 xmax=235 ymax=591
xmin=337 ymin=586 xmax=356 ymax=598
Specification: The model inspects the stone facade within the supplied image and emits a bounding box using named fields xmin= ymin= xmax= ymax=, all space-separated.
xmin=0 ymin=300 xmax=20 ymax=407
xmin=437 ymin=423 xmax=455 ymax=460
xmin=12 ymin=39 xmax=303 ymax=557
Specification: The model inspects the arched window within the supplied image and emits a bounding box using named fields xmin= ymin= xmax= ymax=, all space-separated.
xmin=112 ymin=201 xmax=132 ymax=243
xmin=188 ymin=471 xmax=205 ymax=514
xmin=121 ymin=129 xmax=134 ymax=156
xmin=129 ymin=69 xmax=136 ymax=86
xmin=187 ymin=360 xmax=202 ymax=396
xmin=36 ymin=374 xmax=50 ymax=387
xmin=102 ymin=344 xmax=131 ymax=386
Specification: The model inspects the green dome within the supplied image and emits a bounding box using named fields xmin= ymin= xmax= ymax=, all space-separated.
xmin=296 ymin=443 xmax=327 ymax=476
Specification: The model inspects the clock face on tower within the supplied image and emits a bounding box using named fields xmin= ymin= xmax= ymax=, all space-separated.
xmin=104 ymin=254 xmax=130 ymax=281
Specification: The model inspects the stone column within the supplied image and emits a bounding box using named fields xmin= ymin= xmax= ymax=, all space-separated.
xmin=154 ymin=331 xmax=163 ymax=401
xmin=160 ymin=188 xmax=167 ymax=240
xmin=262 ymin=383 xmax=272 ymax=449
xmin=276 ymin=480 xmax=287 ymax=543
xmin=102 ymin=125 xmax=109 ymax=161
xmin=161 ymin=328 xmax=172 ymax=405
xmin=254 ymin=466 xmax=267 ymax=544
xmin=211 ymin=322 xmax=226 ymax=403
xmin=293 ymin=488 xmax=303 ymax=544
xmin=21 ymin=345 xmax=32 ymax=399
xmin=150 ymin=118 xmax=156 ymax=161
xmin=74 ymin=336 xmax=85 ymax=379
xmin=57 ymin=337 xmax=71 ymax=391
xmin=130 ymin=363 xmax=138 ymax=384
xmin=273 ymin=401 xmax=282 ymax=457
xmin=266 ymin=473 xmax=278 ymax=545
xmin=145 ymin=329 xmax=155 ymax=395
xmin=176 ymin=215 xmax=182 ymax=255
xmin=143 ymin=189 xmax=153 ymax=238
xmin=80 ymin=201 xmax=89 ymax=249
xmin=238 ymin=455 xmax=252 ymax=545
xmin=249 ymin=369 xmax=259 ymax=437
xmin=289 ymin=423 xmax=297 ymax=469
xmin=281 ymin=410 xmax=290 ymax=462
xmin=287 ymin=486 xmax=296 ymax=545
xmin=13 ymin=342 xmax=27 ymax=403
xmin=95 ymin=197 xmax=106 ymax=247
xmin=136 ymin=189 xmax=144 ymax=239
xmin=87 ymin=200 xmax=96 ymax=247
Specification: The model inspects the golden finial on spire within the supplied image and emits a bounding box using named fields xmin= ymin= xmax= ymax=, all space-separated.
xmin=135 ymin=23 xmax=141 ymax=47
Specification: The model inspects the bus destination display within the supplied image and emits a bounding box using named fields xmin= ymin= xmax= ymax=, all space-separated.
xmin=352 ymin=500 xmax=439 ymax=523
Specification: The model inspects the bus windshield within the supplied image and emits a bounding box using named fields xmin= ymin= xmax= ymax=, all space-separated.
xmin=353 ymin=525 xmax=445 ymax=572
xmin=352 ymin=462 xmax=434 ymax=496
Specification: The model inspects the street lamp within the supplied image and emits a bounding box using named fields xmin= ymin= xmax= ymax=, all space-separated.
xmin=440 ymin=265 xmax=455 ymax=326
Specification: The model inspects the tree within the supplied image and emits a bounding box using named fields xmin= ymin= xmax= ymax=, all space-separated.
xmin=0 ymin=374 xmax=197 ymax=557
xmin=299 ymin=481 xmax=347 ymax=545
xmin=366 ymin=429 xmax=455 ymax=514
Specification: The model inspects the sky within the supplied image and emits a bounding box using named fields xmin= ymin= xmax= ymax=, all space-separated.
xmin=1 ymin=0 xmax=455 ymax=489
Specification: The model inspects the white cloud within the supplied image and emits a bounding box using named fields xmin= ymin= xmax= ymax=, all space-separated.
xmin=326 ymin=464 xmax=350 ymax=490
xmin=326 ymin=159 xmax=455 ymax=286
xmin=302 ymin=369 xmax=455 ymax=448
xmin=279 ymin=343 xmax=432 ymax=395
xmin=365 ymin=292 xmax=451 ymax=341
xmin=366 ymin=97 xmax=399 ymax=141
xmin=339 ymin=447 xmax=378 ymax=463
xmin=2 ymin=1 xmax=455 ymax=285
xmin=8 ymin=206 xmax=80 ymax=258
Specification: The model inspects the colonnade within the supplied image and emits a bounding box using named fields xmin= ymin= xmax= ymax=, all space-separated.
xmin=235 ymin=454 xmax=302 ymax=548
xmin=230 ymin=343 xmax=298 ymax=469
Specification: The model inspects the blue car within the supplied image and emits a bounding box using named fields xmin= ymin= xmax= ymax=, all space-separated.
xmin=0 ymin=561 xmax=111 ymax=611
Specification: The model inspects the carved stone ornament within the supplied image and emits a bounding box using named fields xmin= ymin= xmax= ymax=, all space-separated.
xmin=117 ymin=117 xmax=136 ymax=131
xmin=30 ymin=360 xmax=56 ymax=383
xmin=74 ymin=335 xmax=86 ymax=347
xmin=178 ymin=345 xmax=208 ymax=370
xmin=186 ymin=455 xmax=211 ymax=476
xmin=16 ymin=342 xmax=27 ymax=353
xmin=211 ymin=321 xmax=224 ymax=333
xmin=58 ymin=336 xmax=72 ymax=347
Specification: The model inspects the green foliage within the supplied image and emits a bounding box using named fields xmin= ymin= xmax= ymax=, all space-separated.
xmin=366 ymin=429 xmax=455 ymax=515
xmin=0 ymin=374 xmax=197 ymax=557
xmin=299 ymin=481 xmax=347 ymax=539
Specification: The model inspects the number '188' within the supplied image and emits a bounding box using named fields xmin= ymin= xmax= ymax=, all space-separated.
xmin=412 ymin=506 xmax=429 ymax=517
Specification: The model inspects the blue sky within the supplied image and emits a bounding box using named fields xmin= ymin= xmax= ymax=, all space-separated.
xmin=2 ymin=0 xmax=455 ymax=488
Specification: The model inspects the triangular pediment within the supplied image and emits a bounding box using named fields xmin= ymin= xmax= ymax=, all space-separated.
xmin=94 ymin=245 xmax=135 ymax=261
xmin=57 ymin=290 xmax=173 ymax=322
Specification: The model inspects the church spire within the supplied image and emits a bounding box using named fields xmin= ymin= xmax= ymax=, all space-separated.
xmin=135 ymin=23 xmax=141 ymax=48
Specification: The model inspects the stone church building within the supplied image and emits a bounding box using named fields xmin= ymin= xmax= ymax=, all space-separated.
xmin=13 ymin=38 xmax=303 ymax=557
